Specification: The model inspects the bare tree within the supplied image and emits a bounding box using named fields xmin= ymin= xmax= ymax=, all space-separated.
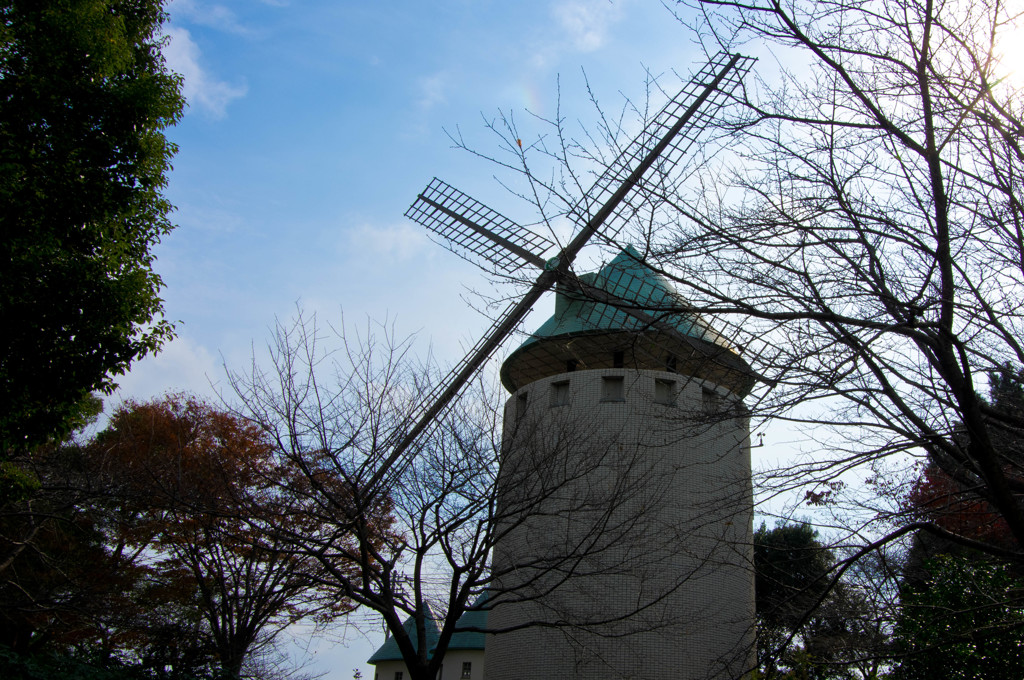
xmin=648 ymin=0 xmax=1024 ymax=551
xmin=440 ymin=0 xmax=1024 ymax=672
xmin=223 ymin=310 xmax=755 ymax=680
xmin=631 ymin=0 xmax=1024 ymax=673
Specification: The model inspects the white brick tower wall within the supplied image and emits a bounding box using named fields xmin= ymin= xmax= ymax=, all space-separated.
xmin=484 ymin=367 xmax=755 ymax=680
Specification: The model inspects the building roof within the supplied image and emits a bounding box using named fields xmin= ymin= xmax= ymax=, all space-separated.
xmin=499 ymin=246 xmax=754 ymax=395
xmin=441 ymin=594 xmax=489 ymax=652
xmin=367 ymin=605 xmax=441 ymax=664
xmin=518 ymin=245 xmax=729 ymax=351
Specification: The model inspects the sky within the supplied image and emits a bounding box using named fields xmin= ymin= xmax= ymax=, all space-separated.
xmin=113 ymin=1 xmax=780 ymax=677
xmin=119 ymin=0 xmax=729 ymax=404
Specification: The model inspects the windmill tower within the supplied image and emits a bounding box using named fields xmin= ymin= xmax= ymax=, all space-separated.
xmin=373 ymin=52 xmax=757 ymax=680
xmin=485 ymin=246 xmax=755 ymax=679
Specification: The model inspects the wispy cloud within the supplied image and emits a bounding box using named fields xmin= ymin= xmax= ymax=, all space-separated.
xmin=112 ymin=335 xmax=220 ymax=402
xmin=162 ymin=26 xmax=247 ymax=119
xmin=348 ymin=222 xmax=430 ymax=261
xmin=167 ymin=0 xmax=249 ymax=34
xmin=416 ymin=72 xmax=449 ymax=111
xmin=552 ymin=0 xmax=624 ymax=52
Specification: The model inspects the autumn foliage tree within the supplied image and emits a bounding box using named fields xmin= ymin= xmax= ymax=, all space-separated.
xmin=0 ymin=394 xmax=363 ymax=678
xmin=90 ymin=395 xmax=349 ymax=679
xmin=905 ymin=366 xmax=1024 ymax=556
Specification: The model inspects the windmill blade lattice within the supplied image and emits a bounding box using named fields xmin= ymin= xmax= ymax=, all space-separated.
xmin=406 ymin=178 xmax=554 ymax=274
xmin=363 ymin=289 xmax=547 ymax=493
xmin=366 ymin=53 xmax=753 ymax=496
xmin=569 ymin=52 xmax=754 ymax=244
xmin=574 ymin=264 xmax=728 ymax=348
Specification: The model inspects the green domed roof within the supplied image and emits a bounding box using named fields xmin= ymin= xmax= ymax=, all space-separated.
xmin=500 ymin=246 xmax=753 ymax=395
xmin=518 ymin=245 xmax=729 ymax=351
xmin=368 ymin=604 xmax=440 ymax=664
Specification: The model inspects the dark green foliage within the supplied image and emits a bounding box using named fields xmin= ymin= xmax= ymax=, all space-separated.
xmin=0 ymin=0 xmax=184 ymax=455
xmin=889 ymin=555 xmax=1024 ymax=680
xmin=756 ymin=522 xmax=833 ymax=628
xmin=986 ymin=363 xmax=1024 ymax=469
xmin=755 ymin=522 xmax=885 ymax=679
xmin=755 ymin=521 xmax=834 ymax=677
xmin=0 ymin=645 xmax=155 ymax=680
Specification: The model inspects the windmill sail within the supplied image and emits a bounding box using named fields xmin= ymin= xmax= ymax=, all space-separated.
xmin=364 ymin=281 xmax=554 ymax=492
xmin=406 ymin=178 xmax=554 ymax=273
xmin=368 ymin=53 xmax=753 ymax=495
xmin=569 ymin=52 xmax=754 ymax=244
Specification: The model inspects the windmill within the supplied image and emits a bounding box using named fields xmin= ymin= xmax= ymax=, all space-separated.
xmin=365 ymin=52 xmax=755 ymax=494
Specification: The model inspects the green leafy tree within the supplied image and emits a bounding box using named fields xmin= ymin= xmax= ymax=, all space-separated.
xmin=756 ymin=522 xmax=886 ymax=679
xmin=890 ymin=555 xmax=1024 ymax=680
xmin=891 ymin=366 xmax=1024 ymax=676
xmin=0 ymin=0 xmax=184 ymax=455
xmin=756 ymin=522 xmax=834 ymax=677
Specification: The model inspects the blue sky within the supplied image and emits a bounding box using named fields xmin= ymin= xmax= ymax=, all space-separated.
xmin=118 ymin=0 xmax=730 ymax=402
xmin=116 ymin=0 xmax=749 ymax=676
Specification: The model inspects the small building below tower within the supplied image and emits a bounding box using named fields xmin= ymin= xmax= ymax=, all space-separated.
xmin=367 ymin=599 xmax=488 ymax=680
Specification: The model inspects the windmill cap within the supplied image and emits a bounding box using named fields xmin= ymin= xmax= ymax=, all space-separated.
xmin=500 ymin=246 xmax=754 ymax=395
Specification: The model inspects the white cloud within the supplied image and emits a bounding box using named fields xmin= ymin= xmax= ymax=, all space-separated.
xmin=348 ymin=222 xmax=431 ymax=262
xmin=416 ymin=72 xmax=448 ymax=111
xmin=167 ymin=0 xmax=248 ymax=34
xmin=552 ymin=0 xmax=624 ymax=53
xmin=113 ymin=335 xmax=222 ymax=403
xmin=162 ymin=26 xmax=247 ymax=119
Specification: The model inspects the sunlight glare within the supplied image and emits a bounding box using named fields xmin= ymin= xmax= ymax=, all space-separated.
xmin=993 ymin=16 xmax=1024 ymax=92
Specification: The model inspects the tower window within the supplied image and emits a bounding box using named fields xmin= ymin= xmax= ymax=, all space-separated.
xmin=666 ymin=354 xmax=677 ymax=372
xmin=612 ymin=350 xmax=624 ymax=368
xmin=601 ymin=376 xmax=625 ymax=402
xmin=550 ymin=380 xmax=570 ymax=407
xmin=655 ymin=378 xmax=676 ymax=405
xmin=515 ymin=392 xmax=529 ymax=418
xmin=461 ymin=662 xmax=472 ymax=679
xmin=702 ymin=386 xmax=722 ymax=413
xmin=566 ymin=359 xmax=578 ymax=372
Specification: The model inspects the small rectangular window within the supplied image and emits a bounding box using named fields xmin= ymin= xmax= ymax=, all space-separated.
xmin=612 ymin=350 xmax=624 ymax=368
xmin=550 ymin=380 xmax=570 ymax=407
xmin=461 ymin=661 xmax=472 ymax=679
xmin=601 ymin=376 xmax=625 ymax=402
xmin=655 ymin=378 xmax=676 ymax=405
xmin=516 ymin=392 xmax=529 ymax=418
xmin=702 ymin=386 xmax=722 ymax=413
xmin=394 ymin=673 xmax=403 ymax=680
xmin=566 ymin=359 xmax=578 ymax=372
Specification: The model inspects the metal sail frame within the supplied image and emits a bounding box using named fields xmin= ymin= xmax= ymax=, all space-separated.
xmin=365 ymin=52 xmax=753 ymax=495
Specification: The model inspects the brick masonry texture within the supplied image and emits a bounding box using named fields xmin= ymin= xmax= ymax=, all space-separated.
xmin=484 ymin=368 xmax=755 ymax=680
